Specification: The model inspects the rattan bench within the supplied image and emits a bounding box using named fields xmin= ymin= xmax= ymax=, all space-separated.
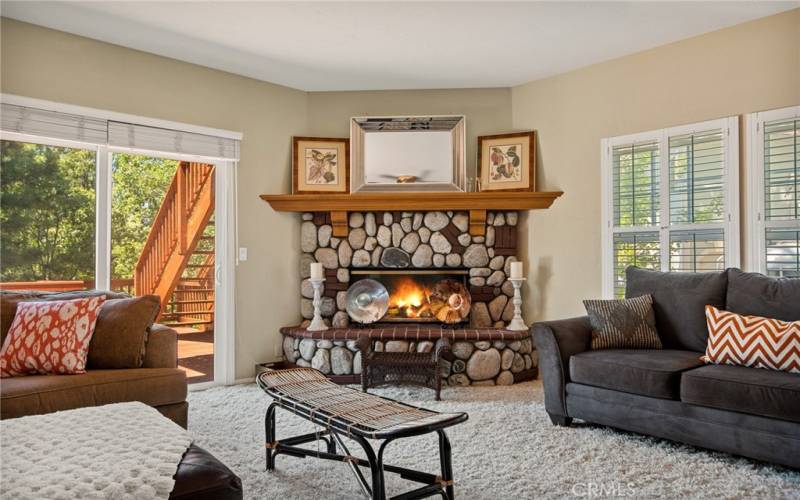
xmin=257 ymin=367 xmax=468 ymax=500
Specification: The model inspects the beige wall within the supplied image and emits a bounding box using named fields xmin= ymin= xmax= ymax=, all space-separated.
xmin=307 ymin=89 xmax=512 ymax=180
xmin=511 ymin=9 xmax=800 ymax=322
xmin=0 ymin=18 xmax=309 ymax=379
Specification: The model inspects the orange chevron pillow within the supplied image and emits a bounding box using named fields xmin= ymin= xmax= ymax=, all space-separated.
xmin=703 ymin=305 xmax=800 ymax=374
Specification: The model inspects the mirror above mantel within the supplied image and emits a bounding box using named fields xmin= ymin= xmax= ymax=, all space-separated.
xmin=350 ymin=115 xmax=466 ymax=192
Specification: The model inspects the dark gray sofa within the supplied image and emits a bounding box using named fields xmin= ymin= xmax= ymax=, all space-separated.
xmin=532 ymin=267 xmax=800 ymax=469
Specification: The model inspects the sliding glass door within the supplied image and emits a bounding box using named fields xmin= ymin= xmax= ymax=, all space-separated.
xmin=110 ymin=153 xmax=216 ymax=383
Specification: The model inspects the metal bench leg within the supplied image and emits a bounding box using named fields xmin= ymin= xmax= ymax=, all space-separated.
xmin=437 ymin=430 xmax=454 ymax=500
xmin=265 ymin=402 xmax=277 ymax=471
xmin=353 ymin=434 xmax=385 ymax=500
xmin=327 ymin=435 xmax=337 ymax=454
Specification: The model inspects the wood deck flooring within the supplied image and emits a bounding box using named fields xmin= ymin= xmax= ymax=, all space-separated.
xmin=176 ymin=327 xmax=214 ymax=384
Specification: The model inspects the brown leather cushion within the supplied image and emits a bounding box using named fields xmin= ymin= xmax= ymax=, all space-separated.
xmin=0 ymin=290 xmax=128 ymax=345
xmin=570 ymin=349 xmax=705 ymax=400
xmin=88 ymin=295 xmax=161 ymax=369
xmin=0 ymin=368 xmax=187 ymax=420
xmin=170 ymin=444 xmax=243 ymax=500
xmin=681 ymin=364 xmax=800 ymax=423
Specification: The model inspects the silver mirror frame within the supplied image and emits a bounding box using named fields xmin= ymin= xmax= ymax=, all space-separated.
xmin=350 ymin=115 xmax=466 ymax=192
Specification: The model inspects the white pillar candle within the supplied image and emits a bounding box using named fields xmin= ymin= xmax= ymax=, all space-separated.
xmin=510 ymin=261 xmax=523 ymax=279
xmin=310 ymin=262 xmax=324 ymax=280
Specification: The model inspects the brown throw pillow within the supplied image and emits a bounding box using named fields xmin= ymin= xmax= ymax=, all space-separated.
xmin=87 ymin=295 xmax=161 ymax=369
xmin=583 ymin=294 xmax=662 ymax=350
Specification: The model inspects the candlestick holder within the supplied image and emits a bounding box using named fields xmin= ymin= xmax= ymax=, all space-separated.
xmin=506 ymin=277 xmax=528 ymax=331
xmin=307 ymin=278 xmax=329 ymax=331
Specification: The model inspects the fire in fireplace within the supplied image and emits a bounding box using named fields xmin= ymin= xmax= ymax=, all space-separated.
xmin=350 ymin=270 xmax=469 ymax=323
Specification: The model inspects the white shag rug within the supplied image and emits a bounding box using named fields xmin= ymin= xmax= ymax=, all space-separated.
xmin=188 ymin=381 xmax=799 ymax=499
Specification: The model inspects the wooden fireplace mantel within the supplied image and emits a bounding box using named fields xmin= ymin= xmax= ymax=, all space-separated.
xmin=260 ymin=191 xmax=563 ymax=237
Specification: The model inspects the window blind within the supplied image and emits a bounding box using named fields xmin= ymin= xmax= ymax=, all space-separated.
xmin=669 ymin=130 xmax=724 ymax=224
xmin=1 ymin=103 xmax=108 ymax=145
xmin=108 ymin=121 xmax=239 ymax=160
xmin=612 ymin=141 xmax=659 ymax=227
xmin=1 ymin=103 xmax=240 ymax=161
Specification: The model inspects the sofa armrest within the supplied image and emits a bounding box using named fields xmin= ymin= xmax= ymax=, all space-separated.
xmin=143 ymin=323 xmax=178 ymax=369
xmin=532 ymin=316 xmax=592 ymax=419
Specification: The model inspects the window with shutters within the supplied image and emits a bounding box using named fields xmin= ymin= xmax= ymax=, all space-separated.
xmin=747 ymin=106 xmax=800 ymax=278
xmin=602 ymin=117 xmax=739 ymax=298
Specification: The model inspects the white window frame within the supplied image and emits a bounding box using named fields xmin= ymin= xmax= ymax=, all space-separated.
xmin=746 ymin=105 xmax=800 ymax=274
xmin=601 ymin=117 xmax=740 ymax=298
xmin=0 ymin=94 xmax=240 ymax=387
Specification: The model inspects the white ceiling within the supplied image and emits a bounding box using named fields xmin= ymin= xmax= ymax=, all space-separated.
xmin=3 ymin=1 xmax=797 ymax=91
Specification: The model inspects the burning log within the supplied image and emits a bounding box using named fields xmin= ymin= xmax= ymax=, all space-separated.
xmin=428 ymin=279 xmax=471 ymax=324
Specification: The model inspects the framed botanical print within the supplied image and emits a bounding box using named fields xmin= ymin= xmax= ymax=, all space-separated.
xmin=292 ymin=137 xmax=350 ymax=194
xmin=477 ymin=131 xmax=536 ymax=192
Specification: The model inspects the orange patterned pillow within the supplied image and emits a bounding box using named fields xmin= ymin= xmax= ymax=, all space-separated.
xmin=703 ymin=305 xmax=800 ymax=374
xmin=0 ymin=297 xmax=105 ymax=377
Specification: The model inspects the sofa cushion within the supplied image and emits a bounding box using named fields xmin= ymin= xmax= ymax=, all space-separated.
xmin=726 ymin=268 xmax=800 ymax=321
xmin=88 ymin=295 xmax=161 ymax=369
xmin=0 ymin=368 xmax=187 ymax=420
xmin=569 ymin=349 xmax=704 ymax=400
xmin=625 ymin=267 xmax=727 ymax=351
xmin=681 ymin=364 xmax=800 ymax=423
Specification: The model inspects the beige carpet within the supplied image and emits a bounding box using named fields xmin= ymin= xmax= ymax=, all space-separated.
xmin=188 ymin=380 xmax=799 ymax=499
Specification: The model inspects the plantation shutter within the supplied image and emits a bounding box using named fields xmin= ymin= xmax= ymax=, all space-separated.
xmin=612 ymin=141 xmax=660 ymax=227
xmin=610 ymin=140 xmax=661 ymax=297
xmin=668 ymin=130 xmax=725 ymax=224
xmin=762 ymin=117 xmax=799 ymax=277
xmin=0 ymin=103 xmax=108 ymax=145
xmin=667 ymin=128 xmax=727 ymax=272
xmin=604 ymin=117 xmax=738 ymax=298
xmin=108 ymin=121 xmax=240 ymax=161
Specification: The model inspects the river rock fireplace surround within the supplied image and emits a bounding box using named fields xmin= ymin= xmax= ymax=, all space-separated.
xmin=300 ymin=210 xmax=521 ymax=327
xmin=278 ymin=209 xmax=538 ymax=386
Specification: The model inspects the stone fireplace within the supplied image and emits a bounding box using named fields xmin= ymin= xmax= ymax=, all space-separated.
xmin=299 ymin=210 xmax=520 ymax=329
xmin=262 ymin=188 xmax=562 ymax=386
xmin=284 ymin=209 xmax=538 ymax=386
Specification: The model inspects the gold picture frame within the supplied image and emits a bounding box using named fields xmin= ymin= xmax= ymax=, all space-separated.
xmin=292 ymin=137 xmax=350 ymax=194
xmin=477 ymin=131 xmax=536 ymax=192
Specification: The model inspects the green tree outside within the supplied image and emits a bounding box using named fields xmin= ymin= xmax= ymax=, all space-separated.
xmin=1 ymin=140 xmax=176 ymax=286
xmin=0 ymin=141 xmax=96 ymax=282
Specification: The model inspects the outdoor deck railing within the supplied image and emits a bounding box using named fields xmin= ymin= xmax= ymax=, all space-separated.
xmin=0 ymin=279 xmax=135 ymax=295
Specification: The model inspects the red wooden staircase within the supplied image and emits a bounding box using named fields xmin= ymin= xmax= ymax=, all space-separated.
xmin=134 ymin=161 xmax=215 ymax=329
